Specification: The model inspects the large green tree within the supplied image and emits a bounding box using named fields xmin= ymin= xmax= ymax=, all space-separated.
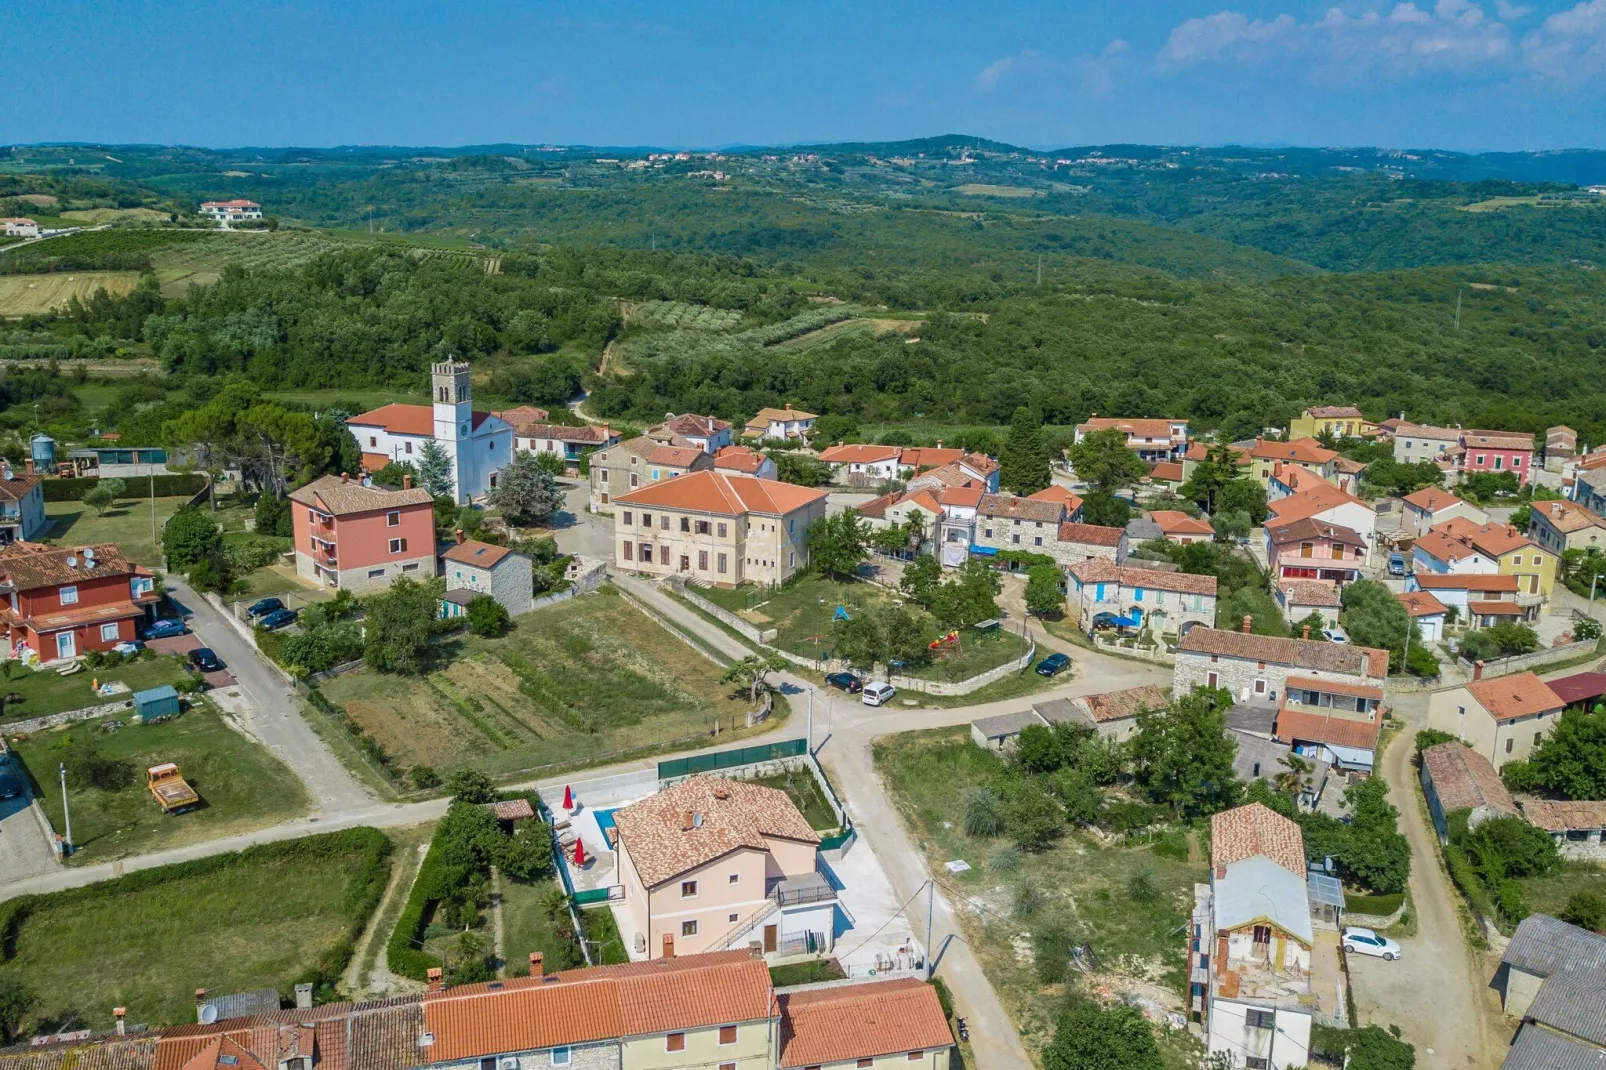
xmin=417 ymin=438 xmax=455 ymax=498
xmin=1000 ymin=405 xmax=1050 ymax=495
xmin=363 ymin=575 xmax=443 ymax=674
xmin=1129 ymin=688 xmax=1241 ymax=817
xmin=1510 ymin=706 xmax=1606 ymax=800
xmin=487 ymin=450 xmax=566 ymax=526
xmin=1043 ymin=1002 xmax=1164 ymax=1070
xmin=1066 ymin=427 xmax=1148 ymax=494
xmin=163 ymin=505 xmax=222 ymax=571
xmin=808 ymin=510 xmax=869 ymax=580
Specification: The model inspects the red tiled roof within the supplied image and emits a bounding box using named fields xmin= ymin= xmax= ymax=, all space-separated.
xmin=1434 ymin=517 xmax=1536 ymax=559
xmin=513 ymin=422 xmax=614 ymax=443
xmin=1266 ymin=517 xmax=1365 ymax=548
xmin=1469 ymin=599 xmax=1523 ymax=616
xmin=898 ymin=446 xmax=964 ymax=470
xmin=613 ymin=470 xmax=827 ymax=517
xmin=1076 ymin=417 xmax=1184 ymax=439
xmin=940 ymin=486 xmax=985 ymax=508
xmin=1210 ymin=803 xmax=1306 ymax=877
xmin=1410 ymin=573 xmax=1519 ymax=592
xmin=1149 ymin=460 xmax=1185 ymax=483
xmin=818 ymin=443 xmax=901 ymax=465
xmin=1074 ymin=683 xmax=1172 ymax=723
xmin=1264 ymin=482 xmax=1365 ymax=526
xmin=713 ymin=446 xmax=767 ymax=473
xmin=421 ymin=977 xmax=623 ymax=1060
xmin=1027 ymin=485 xmax=1083 ymax=511
xmin=1462 ymin=429 xmax=1534 ymax=451
xmin=442 ymin=538 xmax=515 ymax=568
xmin=1422 ymin=742 xmax=1516 ymax=816
xmin=1531 ymin=499 xmax=1606 ymax=535
xmin=1397 ymin=590 xmax=1448 ymax=617
xmin=897 ymin=490 xmax=942 ymax=515
xmin=959 ymin=452 xmax=1000 ymax=476
xmin=1285 ymin=674 xmax=1383 ymax=700
xmin=1275 ymin=706 xmax=1382 ymax=752
xmin=1413 ymin=530 xmax=1488 ymax=567
xmin=1150 ymin=509 xmax=1213 ymax=536
xmin=1306 ymin=405 xmax=1364 ymax=419
xmin=1250 ymin=437 xmax=1337 ymax=465
xmin=1278 ymin=580 xmax=1342 ymax=608
xmin=980 ymin=493 xmax=1065 ymax=523
xmin=1057 ymin=521 xmax=1125 ymax=547
xmin=0 ymin=541 xmax=139 ymax=591
xmin=1068 ymin=559 xmax=1218 ymax=596
xmin=612 ymin=775 xmax=820 ymax=888
xmin=1545 ymin=671 xmax=1606 ymax=707
xmin=347 ymin=403 xmax=499 ymax=436
xmin=492 ymin=405 xmax=550 ymax=425
xmin=0 ymin=473 xmax=41 ymax=502
xmin=200 ymin=199 xmax=261 ymax=208
xmin=1403 ymin=487 xmax=1470 ymax=513
xmin=1179 ymin=627 xmax=1388 ymax=678
xmin=646 ymin=443 xmax=706 ymax=468
xmin=1516 ymin=796 xmax=1606 ymax=833
xmin=1467 ymin=673 xmax=1564 ymax=721
xmin=654 ymin=413 xmax=731 ymax=438
xmin=288 ymin=474 xmax=435 ymax=517
xmin=778 ymin=978 xmax=953 ymax=1068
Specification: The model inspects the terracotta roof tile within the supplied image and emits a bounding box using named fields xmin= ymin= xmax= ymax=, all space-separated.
xmin=1413 ymin=529 xmax=1489 ymax=567
xmin=617 ymin=957 xmax=773 ymax=1035
xmin=1278 ymin=580 xmax=1342 ymax=608
xmin=1516 ymin=796 xmax=1606 ymax=832
xmin=1150 ymin=510 xmax=1214 ymax=536
xmin=939 ymin=486 xmax=985 ymax=508
xmin=1397 ymin=590 xmax=1448 ymax=617
xmin=1275 ymin=708 xmax=1383 ymax=753
xmin=491 ymin=405 xmax=550 ymax=425
xmin=613 ymin=470 xmax=827 ymax=517
xmin=347 ymin=404 xmax=498 ymax=436
xmin=1392 ymin=422 xmax=1461 ymax=441
xmin=442 ymin=538 xmax=515 ymax=568
xmin=511 ymin=422 xmax=614 ymax=443
xmin=1056 ymin=520 xmax=1125 ymax=547
xmin=1027 ymin=485 xmax=1082 ymax=511
xmin=1531 ymin=499 xmax=1606 ymax=535
xmin=288 ymin=474 xmax=435 ymax=517
xmin=1076 ymin=417 xmax=1185 ymax=439
xmin=897 ymin=447 xmax=965 ymax=470
xmin=778 ymin=978 xmax=953 ymax=1068
xmin=1068 ymin=559 xmax=1218 ymax=596
xmin=421 ymin=978 xmax=622 ymax=1061
xmin=1410 ymin=573 xmax=1519 ymax=592
xmin=1178 ymin=627 xmax=1389 ymax=678
xmin=1434 ymin=517 xmax=1536 ymax=559
xmin=959 ymin=452 xmax=1000 ymax=476
xmin=713 ymin=446 xmax=767 ymax=473
xmin=0 ymin=474 xmax=41 ymax=502
xmin=0 ymin=1036 xmax=159 ymax=1070
xmin=1073 ymin=683 xmax=1172 ymax=723
xmin=1403 ymin=487 xmax=1470 ymax=513
xmin=653 ymin=413 xmax=731 ymax=438
xmin=1210 ymin=803 xmax=1306 ymax=877
xmin=1250 ymin=438 xmax=1338 ymax=465
xmin=1264 ymin=483 xmax=1365 ymax=526
xmin=1467 ymin=673 xmax=1563 ymax=721
xmin=818 ymin=443 xmax=901 ymax=465
xmin=613 ymin=776 xmax=820 ymax=888
xmin=1149 ymin=461 xmax=1185 ymax=483
xmin=1266 ymin=517 xmax=1365 ymax=548
xmin=1306 ymin=405 xmax=1364 ymax=419
xmin=748 ymin=405 xmax=818 ymax=423
xmin=0 ymin=541 xmax=139 ymax=591
xmin=1462 ymin=429 xmax=1534 ymax=451
xmin=1422 ymin=742 xmax=1517 ymax=816
xmin=1469 ymin=599 xmax=1523 ymax=616
xmin=980 ymin=493 xmax=1065 ymax=524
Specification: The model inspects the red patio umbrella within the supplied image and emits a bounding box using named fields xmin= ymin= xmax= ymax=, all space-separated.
xmin=561 ymin=784 xmax=574 ymax=810
xmin=573 ymin=838 xmax=587 ymax=867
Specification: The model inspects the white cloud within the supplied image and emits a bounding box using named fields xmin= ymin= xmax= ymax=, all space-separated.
xmin=1494 ymin=0 xmax=1531 ymax=19
xmin=974 ymin=54 xmax=1019 ymax=92
xmin=1157 ymin=12 xmax=1298 ymax=66
xmin=1521 ymin=0 xmax=1606 ymax=77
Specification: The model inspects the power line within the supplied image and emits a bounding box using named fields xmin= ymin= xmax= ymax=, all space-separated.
xmin=835 ymin=880 xmax=928 ymax=964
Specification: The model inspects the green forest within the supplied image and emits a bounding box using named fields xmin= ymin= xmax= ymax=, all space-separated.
xmin=1 ymin=137 xmax=1604 ymax=449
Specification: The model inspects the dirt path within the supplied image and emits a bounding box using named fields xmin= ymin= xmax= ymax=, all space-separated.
xmin=491 ymin=866 xmax=508 ymax=977
xmin=1347 ymin=693 xmax=1503 ymax=1068
xmin=342 ymin=838 xmax=420 ymax=994
xmin=357 ymin=840 xmax=431 ymax=999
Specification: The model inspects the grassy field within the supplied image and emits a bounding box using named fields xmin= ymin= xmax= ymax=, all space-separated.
xmin=11 ymin=702 xmax=312 ymax=864
xmin=0 ymin=653 xmax=192 ymax=724
xmin=698 ymin=575 xmax=1026 ymax=682
xmin=320 ymin=587 xmax=784 ymax=779
xmin=45 ymin=495 xmax=194 ymax=567
xmin=150 ymin=229 xmax=347 ymax=295
xmin=875 ymin=727 xmax=1206 ymax=1068
xmin=752 ymin=768 xmax=842 ymax=832
xmin=0 ymin=830 xmax=389 ymax=1030
xmin=501 ymin=877 xmax=630 ymax=972
xmin=0 ymin=271 xmax=140 ymax=315
xmin=954 ymin=183 xmax=1044 ymax=198
xmin=60 ymin=208 xmax=169 ymax=224
xmin=1519 ymin=859 xmax=1606 ymax=919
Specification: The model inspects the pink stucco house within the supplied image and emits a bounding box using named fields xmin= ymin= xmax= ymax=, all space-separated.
xmin=612 ymin=776 xmax=836 ymax=961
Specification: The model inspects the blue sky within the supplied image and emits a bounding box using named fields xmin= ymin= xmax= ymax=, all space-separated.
xmin=4 ymin=0 xmax=1603 ymax=151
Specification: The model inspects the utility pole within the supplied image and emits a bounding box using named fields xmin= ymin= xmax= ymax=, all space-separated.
xmin=59 ymin=762 xmax=72 ymax=854
xmin=1454 ymin=288 xmax=1463 ymax=330
xmin=924 ymin=879 xmax=935 ymax=979
xmin=806 ymin=687 xmax=814 ymax=755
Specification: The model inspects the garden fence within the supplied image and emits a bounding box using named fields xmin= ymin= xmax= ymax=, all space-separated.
xmin=658 ymin=738 xmax=808 ymax=780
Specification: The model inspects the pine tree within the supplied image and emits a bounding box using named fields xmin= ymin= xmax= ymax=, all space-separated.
xmin=1001 ymin=406 xmax=1049 ymax=495
xmin=417 ymin=438 xmax=455 ymax=498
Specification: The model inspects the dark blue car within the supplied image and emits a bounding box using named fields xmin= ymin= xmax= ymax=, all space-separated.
xmin=141 ymin=618 xmax=187 ymax=640
xmin=1035 ymin=652 xmax=1072 ymax=677
xmin=257 ymin=608 xmax=299 ymax=631
xmin=246 ymin=596 xmax=285 ymax=618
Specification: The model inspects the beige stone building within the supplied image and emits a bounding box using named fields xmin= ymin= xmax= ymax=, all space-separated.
xmin=1427 ymin=669 xmax=1566 ymax=768
xmin=612 ymin=470 xmax=828 ymax=587
xmin=589 ymin=435 xmax=713 ymax=512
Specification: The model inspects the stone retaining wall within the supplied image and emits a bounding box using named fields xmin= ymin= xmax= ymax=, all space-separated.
xmin=2 ymin=697 xmax=138 ymax=736
xmin=674 ymin=584 xmax=780 ymax=644
xmin=769 ymin=642 xmax=1037 ymax=696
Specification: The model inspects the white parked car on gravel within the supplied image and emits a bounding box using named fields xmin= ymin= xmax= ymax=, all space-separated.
xmin=1342 ymin=926 xmax=1402 ymax=961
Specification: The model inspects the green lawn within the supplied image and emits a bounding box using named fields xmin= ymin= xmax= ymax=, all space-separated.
xmin=10 ymin=701 xmax=312 ymax=864
xmin=752 ymin=768 xmax=842 ymax=832
xmin=698 ymin=574 xmax=1026 ymax=681
xmin=0 ymin=830 xmax=390 ymax=1031
xmin=769 ymin=959 xmax=846 ymax=986
xmin=501 ymin=877 xmax=629 ymax=972
xmin=0 ymin=653 xmax=192 ymax=723
xmin=45 ymin=494 xmax=194 ymax=567
xmin=320 ymin=586 xmax=787 ymax=780
xmin=875 ymin=727 xmax=1206 ymax=1068
xmin=1519 ymin=860 xmax=1606 ymax=919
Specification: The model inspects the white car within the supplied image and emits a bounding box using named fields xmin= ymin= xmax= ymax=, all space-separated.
xmin=1342 ymin=926 xmax=1402 ymax=961
xmin=861 ymin=681 xmax=896 ymax=707
xmin=1322 ymin=627 xmax=1350 ymax=644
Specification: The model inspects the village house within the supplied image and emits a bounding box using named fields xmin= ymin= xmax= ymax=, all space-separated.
xmin=1493 ymin=914 xmax=1606 ymax=1068
xmin=346 ymin=361 xmax=513 ymax=504
xmin=712 ymin=445 xmax=776 ymax=479
xmin=1435 ymin=516 xmax=1555 ymax=602
xmin=1192 ymin=804 xmax=1339 ymax=1070
xmin=1268 ymin=461 xmax=1356 ymax=501
xmin=1427 ymin=669 xmax=1565 ymax=768
xmin=1247 ymin=438 xmax=1340 ymax=488
xmin=1289 ymin=405 xmax=1376 ymax=440
xmin=1401 ymin=487 xmax=1488 ymax=537
xmin=1405 ymin=572 xmax=1525 ymax=627
xmin=1073 ymin=416 xmax=1189 ymax=462
xmin=508 ymin=421 xmax=618 ymax=469
xmin=1413 ymin=528 xmax=1499 ymax=579
xmin=1 ymin=217 xmax=39 ymax=238
xmin=970 ymin=493 xmax=1068 ymax=558
xmin=1544 ymin=425 xmax=1579 ymax=470
xmin=777 ymin=978 xmax=956 ymax=1070
xmin=742 ymin=404 xmax=816 ymax=442
xmin=1275 ymin=580 xmax=1343 ymax=631
xmin=1397 ymin=588 xmax=1449 ymax=643
xmin=1027 ymin=484 xmax=1084 ymax=518
xmin=1027 ymin=683 xmax=1173 ymax=745
xmin=1181 ymin=440 xmax=1253 ymax=483
xmin=1049 ymin=520 xmax=1129 ymax=568
xmin=612 ymin=470 xmax=828 ymax=587
xmin=1263 ymin=482 xmax=1376 ymax=545
xmin=1147 ymin=459 xmax=1187 ymax=492
xmin=816 ymin=443 xmax=902 ymax=484
xmin=0 ymin=466 xmax=47 ymax=544
xmin=1265 ymin=518 xmax=1368 ymax=586
xmin=1391 ymin=422 xmax=1462 ymax=465
xmin=1065 ymin=560 xmax=1217 ymax=638
xmin=198 ymin=198 xmax=263 ymax=224
xmin=1527 ymin=497 xmax=1606 ymax=557
xmin=647 ymin=413 xmax=734 ymax=454
xmin=1227 ymin=704 xmax=1331 ymax=811
xmin=1515 ymin=797 xmax=1606 ymax=861
xmin=1175 ymin=623 xmax=1389 ymax=706
xmin=935 ymin=486 xmax=985 ymax=567
xmin=1149 ymin=509 xmax=1214 ymax=544
xmin=1572 ymin=465 xmax=1606 ymax=516
xmin=905 ymin=460 xmax=986 ymax=497
xmin=1450 ymin=429 xmax=1536 ymax=487
xmin=0 ymin=542 xmax=158 ymax=663
xmin=612 ymin=776 xmax=831 ymax=961
xmin=895 ymin=444 xmax=965 ymax=474
xmin=1419 ymin=740 xmax=1519 ymax=843
xmin=588 ymin=435 xmax=714 ymax=512
xmin=438 ymin=533 xmax=534 ymax=620
xmin=1275 ymin=687 xmax=1384 ymax=775
xmin=289 ymin=473 xmax=437 ymax=591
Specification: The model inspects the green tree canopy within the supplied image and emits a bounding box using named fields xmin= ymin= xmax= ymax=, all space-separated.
xmin=363 ymin=575 xmax=443 ymax=674
xmin=1129 ymin=687 xmax=1241 ymax=817
xmin=809 ymin=510 xmax=869 ymax=581
xmin=487 ymin=450 xmax=566 ymax=526
xmin=1000 ymin=405 xmax=1050 ymax=495
xmin=417 ymin=438 xmax=455 ymax=498
xmin=1066 ymin=427 xmax=1148 ymax=493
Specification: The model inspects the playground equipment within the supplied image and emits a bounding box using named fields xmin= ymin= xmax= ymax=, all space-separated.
xmin=928 ymin=630 xmax=963 ymax=659
xmin=833 ymin=605 xmax=851 ymax=621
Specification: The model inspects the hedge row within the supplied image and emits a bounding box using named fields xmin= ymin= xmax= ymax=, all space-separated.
xmin=0 ymin=828 xmax=392 ymax=996
xmin=41 ymin=473 xmax=208 ymax=502
xmin=385 ymin=829 xmax=449 ymax=980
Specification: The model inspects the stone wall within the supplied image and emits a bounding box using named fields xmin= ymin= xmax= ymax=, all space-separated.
xmin=675 ymin=583 xmax=779 ymax=644
xmin=1458 ymin=639 xmax=1598 ymax=679
xmin=2 ymin=697 xmax=138 ymax=736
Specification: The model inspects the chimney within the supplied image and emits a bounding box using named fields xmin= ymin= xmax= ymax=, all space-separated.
xmin=682 ymin=810 xmax=696 ymax=831
xmin=936 ymin=439 xmax=944 ymax=449
xmin=1473 ymin=659 xmax=1485 ymax=681
xmin=114 ymin=1008 xmax=126 ymax=1036
xmin=529 ymin=952 xmax=544 ymax=977
xmin=341 ymin=472 xmax=349 ymax=483
xmin=24 ymin=459 xmax=33 ymax=475
xmin=1360 ymin=652 xmax=1371 ymax=677
xmin=194 ymin=989 xmax=207 ymax=1022
xmin=785 ymin=403 xmax=792 ymax=412
xmin=1302 ymin=624 xmax=1310 ymax=640
xmin=426 ymin=967 xmax=443 ymax=993
xmin=455 ymin=528 xmax=465 ymax=545
xmin=403 ymin=474 xmax=413 ymax=490
xmin=1242 ymin=614 xmax=1253 ymax=634
xmin=294 ymin=983 xmax=313 ymax=1010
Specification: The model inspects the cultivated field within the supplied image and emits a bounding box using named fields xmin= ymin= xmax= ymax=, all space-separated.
xmin=151 ymin=229 xmax=347 ymax=294
xmin=320 ymin=587 xmax=780 ymax=779
xmin=60 ymin=208 xmax=169 ymax=224
xmin=954 ymin=183 xmax=1043 ymax=198
xmin=0 ymin=271 xmax=139 ymax=315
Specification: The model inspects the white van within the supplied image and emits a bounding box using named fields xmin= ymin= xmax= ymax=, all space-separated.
xmin=862 ymin=681 xmax=896 ymax=707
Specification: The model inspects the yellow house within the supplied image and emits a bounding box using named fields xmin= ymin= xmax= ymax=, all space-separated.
xmin=1289 ymin=406 xmax=1377 ymax=440
xmin=778 ymin=978 xmax=955 ymax=1070
xmin=1436 ymin=517 xmax=1558 ymax=601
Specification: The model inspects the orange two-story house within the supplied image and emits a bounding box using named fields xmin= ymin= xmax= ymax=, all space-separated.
xmin=288 ymin=474 xmax=437 ymax=592
xmin=0 ymin=542 xmax=158 ymax=663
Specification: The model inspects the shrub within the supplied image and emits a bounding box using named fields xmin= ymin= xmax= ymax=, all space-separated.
xmin=1127 ymin=870 xmax=1160 ymax=904
xmin=1560 ymin=891 xmax=1606 ymax=933
xmin=1011 ymin=881 xmax=1044 ymax=920
xmin=466 ymin=595 xmax=511 ymax=638
xmin=1575 ymin=616 xmax=1602 ymax=642
xmin=963 ymin=787 xmax=1005 ymax=838
xmin=409 ymin=765 xmax=442 ymax=790
xmin=988 ymin=842 xmax=1021 ymax=872
xmin=1032 ymin=922 xmax=1076 ymax=984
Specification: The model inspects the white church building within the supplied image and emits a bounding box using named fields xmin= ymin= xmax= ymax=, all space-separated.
xmin=347 ymin=361 xmax=513 ymax=504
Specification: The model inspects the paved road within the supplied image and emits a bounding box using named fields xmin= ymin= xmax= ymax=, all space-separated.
xmin=0 ymin=794 xmax=57 ymax=881
xmin=1348 ymin=690 xmax=1501 ymax=1070
xmin=165 ymin=574 xmax=374 ymax=812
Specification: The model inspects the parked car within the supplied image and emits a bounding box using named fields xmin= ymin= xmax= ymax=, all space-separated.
xmin=1035 ymin=652 xmax=1072 ymax=677
xmin=1322 ymin=627 xmax=1350 ymax=644
xmin=0 ymin=757 xmax=23 ymax=800
xmin=824 ymin=671 xmax=864 ymax=694
xmin=257 ymin=608 xmax=299 ymax=631
xmin=246 ymin=596 xmax=285 ymax=619
xmin=1388 ymin=552 xmax=1407 ymax=577
xmin=112 ymin=640 xmax=146 ymax=656
xmin=1342 ymin=927 xmax=1402 ymax=961
xmin=861 ymin=681 xmax=897 ymax=707
xmin=187 ymin=648 xmax=224 ymax=673
xmin=141 ymin=618 xmax=187 ymax=640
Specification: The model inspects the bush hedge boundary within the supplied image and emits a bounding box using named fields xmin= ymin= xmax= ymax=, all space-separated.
xmin=42 ymin=473 xmax=208 ymax=502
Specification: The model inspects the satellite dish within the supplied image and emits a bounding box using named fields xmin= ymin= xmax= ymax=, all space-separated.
xmin=66 ymin=555 xmax=77 ymax=569
xmin=199 ymin=1004 xmax=218 ymax=1024
xmin=1324 ymin=856 xmax=1335 ymax=873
